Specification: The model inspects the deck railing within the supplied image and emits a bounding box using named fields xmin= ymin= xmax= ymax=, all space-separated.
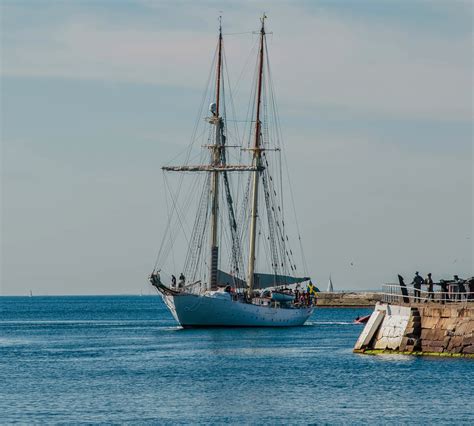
xmin=381 ymin=284 xmax=474 ymax=306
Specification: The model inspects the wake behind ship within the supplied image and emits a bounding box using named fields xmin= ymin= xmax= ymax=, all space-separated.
xmin=149 ymin=15 xmax=316 ymax=327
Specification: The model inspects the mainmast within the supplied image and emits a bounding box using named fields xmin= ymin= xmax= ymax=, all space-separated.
xmin=247 ymin=15 xmax=266 ymax=296
xmin=209 ymin=17 xmax=223 ymax=290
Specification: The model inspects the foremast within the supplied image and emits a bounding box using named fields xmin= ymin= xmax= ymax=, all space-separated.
xmin=209 ymin=17 xmax=223 ymax=290
xmin=247 ymin=15 xmax=266 ymax=296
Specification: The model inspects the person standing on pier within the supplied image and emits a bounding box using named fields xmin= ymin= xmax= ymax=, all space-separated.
xmin=425 ymin=273 xmax=434 ymax=301
xmin=468 ymin=278 xmax=474 ymax=300
xmin=454 ymin=275 xmax=466 ymax=300
xmin=440 ymin=280 xmax=449 ymax=303
xmin=412 ymin=271 xmax=424 ymax=302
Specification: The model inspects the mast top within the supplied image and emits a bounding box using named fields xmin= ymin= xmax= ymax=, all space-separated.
xmin=260 ymin=13 xmax=267 ymax=33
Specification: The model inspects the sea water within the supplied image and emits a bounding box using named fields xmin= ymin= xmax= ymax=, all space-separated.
xmin=1 ymin=296 xmax=472 ymax=424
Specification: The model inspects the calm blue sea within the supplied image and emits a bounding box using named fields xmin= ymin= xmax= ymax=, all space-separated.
xmin=0 ymin=296 xmax=472 ymax=424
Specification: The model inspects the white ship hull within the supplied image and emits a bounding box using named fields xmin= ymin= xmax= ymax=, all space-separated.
xmin=161 ymin=292 xmax=313 ymax=327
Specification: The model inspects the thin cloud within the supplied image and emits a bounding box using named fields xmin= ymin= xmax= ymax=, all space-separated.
xmin=2 ymin=3 xmax=471 ymax=121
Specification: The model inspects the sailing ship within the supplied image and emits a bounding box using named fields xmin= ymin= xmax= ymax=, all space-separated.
xmin=149 ymin=16 xmax=314 ymax=327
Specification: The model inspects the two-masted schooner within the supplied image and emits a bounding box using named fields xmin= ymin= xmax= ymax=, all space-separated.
xmin=149 ymin=16 xmax=315 ymax=327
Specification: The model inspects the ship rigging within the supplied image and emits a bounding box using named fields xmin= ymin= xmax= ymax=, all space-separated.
xmin=149 ymin=16 xmax=314 ymax=327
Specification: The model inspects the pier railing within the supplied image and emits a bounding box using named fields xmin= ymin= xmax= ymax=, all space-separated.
xmin=381 ymin=284 xmax=474 ymax=306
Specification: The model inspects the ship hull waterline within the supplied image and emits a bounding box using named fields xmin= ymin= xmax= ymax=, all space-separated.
xmin=160 ymin=292 xmax=314 ymax=328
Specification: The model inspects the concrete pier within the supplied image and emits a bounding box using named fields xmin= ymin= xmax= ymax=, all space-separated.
xmin=316 ymin=292 xmax=382 ymax=307
xmin=354 ymin=302 xmax=474 ymax=358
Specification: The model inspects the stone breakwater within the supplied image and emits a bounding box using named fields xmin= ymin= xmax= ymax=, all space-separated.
xmin=316 ymin=292 xmax=382 ymax=307
xmin=354 ymin=302 xmax=474 ymax=358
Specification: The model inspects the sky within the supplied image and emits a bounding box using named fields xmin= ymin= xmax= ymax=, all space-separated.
xmin=1 ymin=0 xmax=472 ymax=295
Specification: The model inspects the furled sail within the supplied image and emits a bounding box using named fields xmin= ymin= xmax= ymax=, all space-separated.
xmin=217 ymin=270 xmax=309 ymax=290
xmin=217 ymin=270 xmax=246 ymax=288
xmin=253 ymin=273 xmax=310 ymax=289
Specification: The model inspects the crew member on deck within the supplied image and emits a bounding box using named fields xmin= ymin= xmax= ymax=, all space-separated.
xmin=179 ymin=273 xmax=185 ymax=289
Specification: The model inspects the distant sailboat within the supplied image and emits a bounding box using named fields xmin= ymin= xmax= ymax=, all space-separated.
xmin=327 ymin=276 xmax=334 ymax=292
xmin=29 ymin=290 xmax=33 ymax=297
